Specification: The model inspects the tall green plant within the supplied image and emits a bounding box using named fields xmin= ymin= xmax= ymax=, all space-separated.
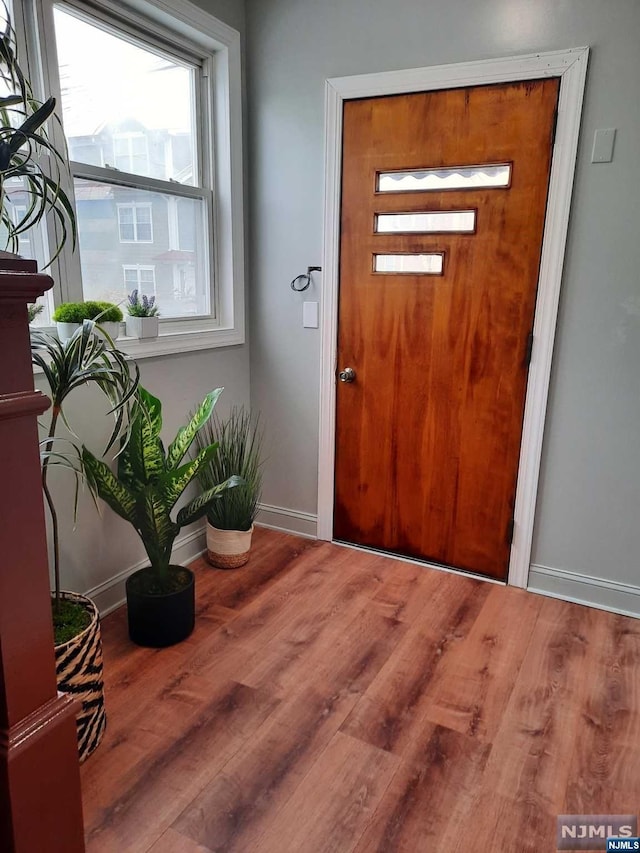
xmin=195 ymin=407 xmax=263 ymax=531
xmin=31 ymin=321 xmax=139 ymax=605
xmin=82 ymin=387 xmax=241 ymax=587
xmin=0 ymin=8 xmax=76 ymax=264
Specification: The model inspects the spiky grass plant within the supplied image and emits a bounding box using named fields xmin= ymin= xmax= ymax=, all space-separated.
xmin=31 ymin=321 xmax=139 ymax=613
xmin=195 ymin=406 xmax=264 ymax=532
xmin=0 ymin=6 xmax=76 ymax=265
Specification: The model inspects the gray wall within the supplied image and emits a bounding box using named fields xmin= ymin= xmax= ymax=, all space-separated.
xmin=245 ymin=0 xmax=640 ymax=611
xmin=193 ymin=0 xmax=243 ymax=32
xmin=40 ymin=0 xmax=250 ymax=612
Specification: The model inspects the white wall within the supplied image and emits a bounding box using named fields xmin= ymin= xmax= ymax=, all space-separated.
xmin=245 ymin=0 xmax=640 ymax=614
xmin=37 ymin=0 xmax=250 ymax=614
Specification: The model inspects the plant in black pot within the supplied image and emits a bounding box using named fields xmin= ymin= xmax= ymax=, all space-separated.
xmin=82 ymin=386 xmax=241 ymax=648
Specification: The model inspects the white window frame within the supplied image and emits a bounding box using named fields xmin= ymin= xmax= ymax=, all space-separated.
xmin=123 ymin=264 xmax=156 ymax=294
xmin=11 ymin=204 xmax=31 ymax=251
xmin=117 ymin=202 xmax=154 ymax=244
xmin=25 ymin=0 xmax=245 ymax=357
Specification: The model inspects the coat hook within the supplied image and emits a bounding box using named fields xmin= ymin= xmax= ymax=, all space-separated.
xmin=291 ymin=266 xmax=322 ymax=292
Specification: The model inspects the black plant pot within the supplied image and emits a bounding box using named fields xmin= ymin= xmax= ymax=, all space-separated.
xmin=125 ymin=565 xmax=195 ymax=648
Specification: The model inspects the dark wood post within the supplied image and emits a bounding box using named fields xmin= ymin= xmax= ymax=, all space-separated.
xmin=0 ymin=257 xmax=85 ymax=852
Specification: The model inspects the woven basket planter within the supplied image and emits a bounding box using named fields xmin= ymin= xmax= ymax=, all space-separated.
xmin=206 ymin=523 xmax=254 ymax=569
xmin=54 ymin=591 xmax=107 ymax=763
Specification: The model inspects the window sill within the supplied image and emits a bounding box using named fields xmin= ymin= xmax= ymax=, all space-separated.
xmin=116 ymin=326 xmax=245 ymax=359
xmin=32 ymin=325 xmax=245 ymax=375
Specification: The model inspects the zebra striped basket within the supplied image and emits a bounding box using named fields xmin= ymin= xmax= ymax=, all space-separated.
xmin=54 ymin=592 xmax=107 ymax=763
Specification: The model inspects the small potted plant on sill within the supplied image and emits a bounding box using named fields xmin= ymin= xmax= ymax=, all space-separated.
xmin=31 ymin=321 xmax=139 ymax=761
xmin=52 ymin=300 xmax=123 ymax=342
xmin=125 ymin=289 xmax=159 ymax=339
xmin=28 ymin=303 xmax=44 ymax=323
xmin=82 ymin=386 xmax=241 ymax=648
xmin=195 ymin=407 xmax=264 ymax=569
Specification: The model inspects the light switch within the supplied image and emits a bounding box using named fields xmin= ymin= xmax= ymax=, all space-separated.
xmin=591 ymin=128 xmax=616 ymax=163
xmin=303 ymin=301 xmax=319 ymax=328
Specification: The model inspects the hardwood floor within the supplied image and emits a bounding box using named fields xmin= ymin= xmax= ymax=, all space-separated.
xmin=81 ymin=528 xmax=640 ymax=852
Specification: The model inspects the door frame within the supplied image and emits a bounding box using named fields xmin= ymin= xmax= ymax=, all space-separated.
xmin=317 ymin=47 xmax=589 ymax=587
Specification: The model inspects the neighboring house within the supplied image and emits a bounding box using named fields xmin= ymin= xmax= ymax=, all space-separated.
xmin=70 ymin=119 xmax=199 ymax=314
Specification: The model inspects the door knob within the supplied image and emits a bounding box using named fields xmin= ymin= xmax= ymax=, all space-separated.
xmin=338 ymin=367 xmax=356 ymax=383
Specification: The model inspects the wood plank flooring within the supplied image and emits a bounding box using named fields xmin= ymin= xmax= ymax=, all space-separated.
xmin=81 ymin=528 xmax=640 ymax=852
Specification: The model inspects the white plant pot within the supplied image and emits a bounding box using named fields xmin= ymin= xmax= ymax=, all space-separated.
xmin=126 ymin=315 xmax=159 ymax=339
xmin=206 ymin=523 xmax=254 ymax=569
xmin=56 ymin=321 xmax=81 ymax=342
xmin=96 ymin=321 xmax=121 ymax=341
xmin=57 ymin=320 xmax=120 ymax=343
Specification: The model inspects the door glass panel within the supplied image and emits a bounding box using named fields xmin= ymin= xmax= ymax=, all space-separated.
xmin=376 ymin=210 xmax=476 ymax=233
xmin=374 ymin=254 xmax=444 ymax=274
xmin=377 ymin=164 xmax=511 ymax=192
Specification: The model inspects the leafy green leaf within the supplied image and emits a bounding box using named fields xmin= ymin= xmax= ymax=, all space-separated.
xmin=130 ymin=387 xmax=165 ymax=482
xmin=166 ymin=388 xmax=223 ymax=470
xmin=137 ymin=487 xmax=179 ymax=571
xmin=160 ymin=443 xmax=219 ymax=510
xmin=82 ymin=448 xmax=136 ymax=522
xmin=176 ymin=475 xmax=243 ymax=528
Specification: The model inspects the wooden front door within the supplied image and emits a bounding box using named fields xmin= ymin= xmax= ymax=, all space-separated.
xmin=334 ymin=79 xmax=560 ymax=580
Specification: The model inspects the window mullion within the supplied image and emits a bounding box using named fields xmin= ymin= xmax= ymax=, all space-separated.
xmin=70 ymin=161 xmax=211 ymax=201
xmin=29 ymin=0 xmax=83 ymax=302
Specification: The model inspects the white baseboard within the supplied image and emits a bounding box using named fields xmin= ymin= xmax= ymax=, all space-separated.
xmin=528 ymin=563 xmax=640 ymax=620
xmin=86 ymin=504 xmax=319 ymax=617
xmin=86 ymin=526 xmax=207 ymax=616
xmin=255 ymin=502 xmax=318 ymax=539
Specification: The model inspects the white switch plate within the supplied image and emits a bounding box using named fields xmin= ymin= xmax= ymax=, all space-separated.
xmin=591 ymin=128 xmax=616 ymax=163
xmin=303 ymin=301 xmax=319 ymax=328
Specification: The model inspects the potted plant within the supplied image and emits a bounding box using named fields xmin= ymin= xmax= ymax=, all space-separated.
xmin=125 ymin=288 xmax=160 ymax=338
xmin=52 ymin=300 xmax=123 ymax=342
xmin=31 ymin=321 xmax=139 ymax=761
xmin=0 ymin=11 xmax=75 ymax=264
xmin=82 ymin=386 xmax=241 ymax=648
xmin=28 ymin=303 xmax=44 ymax=323
xmin=195 ymin=407 xmax=264 ymax=569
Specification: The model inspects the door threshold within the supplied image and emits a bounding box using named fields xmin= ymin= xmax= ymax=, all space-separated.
xmin=332 ymin=539 xmax=506 ymax=586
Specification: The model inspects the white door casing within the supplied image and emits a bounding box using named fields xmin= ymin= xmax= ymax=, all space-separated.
xmin=317 ymin=48 xmax=589 ymax=588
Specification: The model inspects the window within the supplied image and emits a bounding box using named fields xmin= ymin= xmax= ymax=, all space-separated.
xmin=53 ymin=4 xmax=209 ymax=320
xmin=22 ymin=0 xmax=245 ymax=353
xmin=123 ymin=265 xmax=156 ymax=293
xmin=118 ymin=204 xmax=153 ymax=243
